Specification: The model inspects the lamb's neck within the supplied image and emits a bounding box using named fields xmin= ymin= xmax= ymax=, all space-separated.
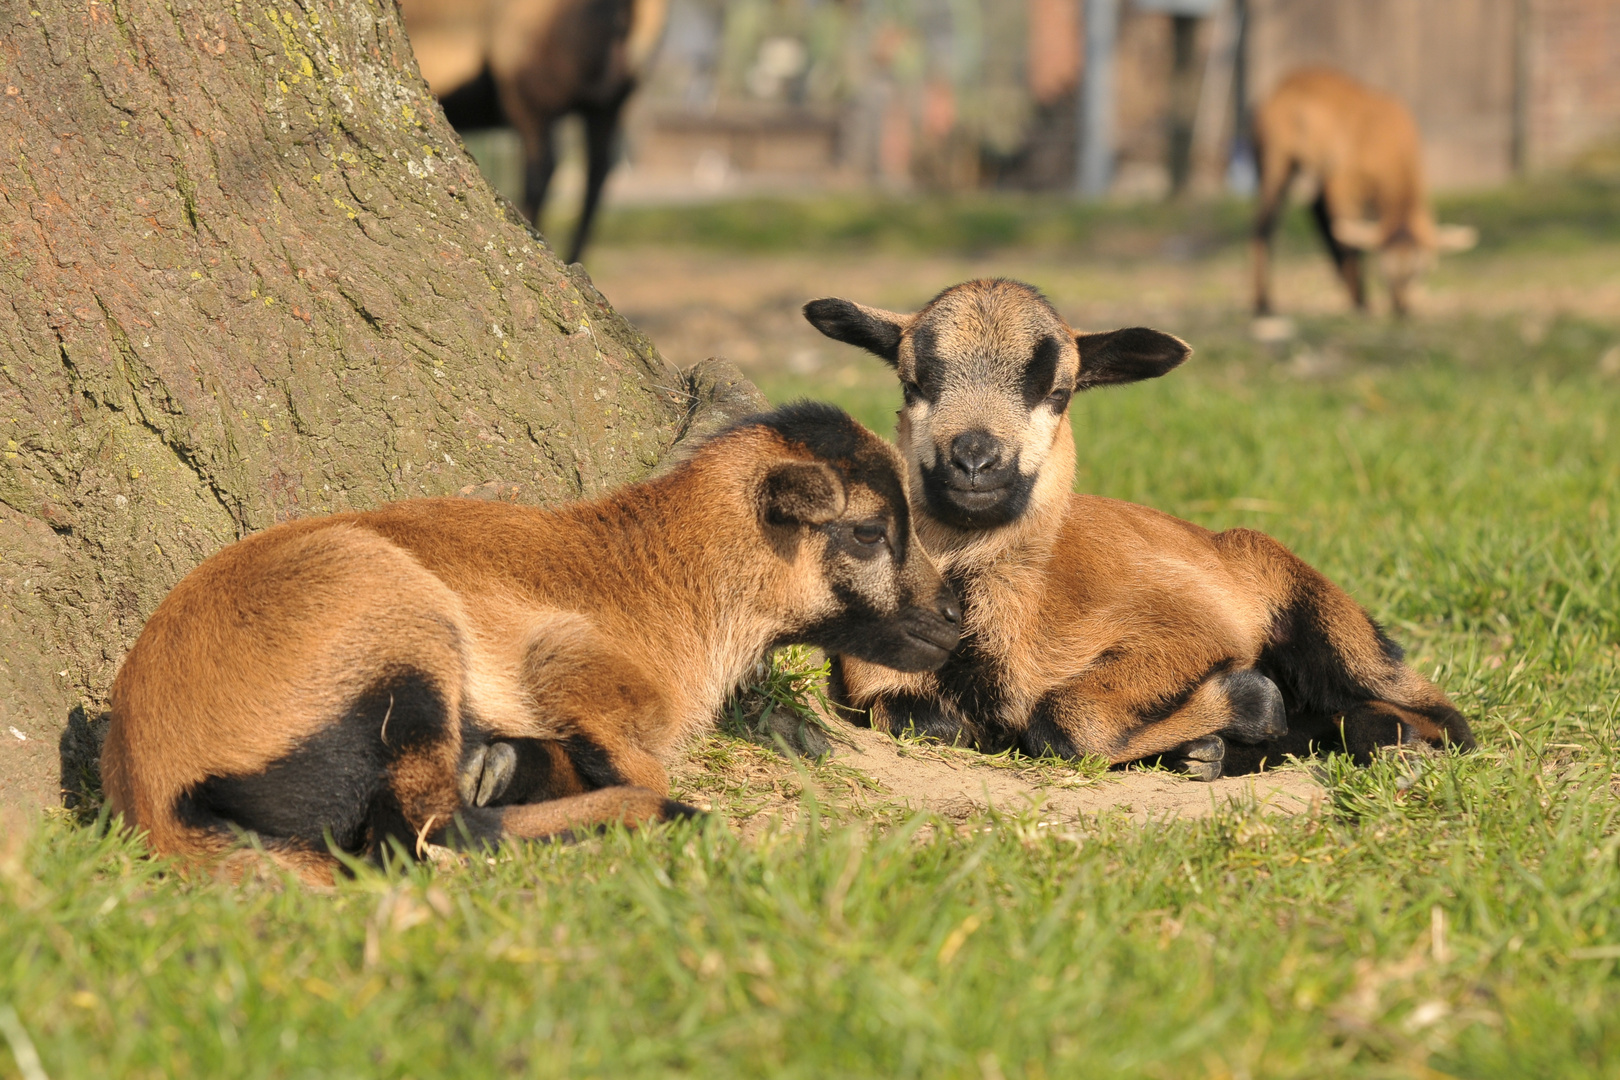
xmin=563 ymin=476 xmax=785 ymax=732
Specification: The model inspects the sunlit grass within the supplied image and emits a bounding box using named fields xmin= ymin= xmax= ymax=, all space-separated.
xmin=4 ymin=181 xmax=1619 ymax=1076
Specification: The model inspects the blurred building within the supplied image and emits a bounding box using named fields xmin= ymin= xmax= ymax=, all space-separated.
xmin=615 ymin=0 xmax=1620 ymax=197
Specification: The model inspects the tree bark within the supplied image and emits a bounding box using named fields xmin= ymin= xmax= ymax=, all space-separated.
xmin=0 ymin=0 xmax=762 ymax=808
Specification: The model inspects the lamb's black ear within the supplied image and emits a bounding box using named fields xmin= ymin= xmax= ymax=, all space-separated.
xmin=803 ymin=298 xmax=908 ymax=367
xmin=762 ymin=461 xmax=847 ymax=527
xmin=1074 ymin=328 xmax=1191 ymax=390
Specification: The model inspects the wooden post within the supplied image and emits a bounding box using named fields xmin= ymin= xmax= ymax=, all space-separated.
xmin=1078 ymin=0 xmax=1120 ymax=197
xmin=1511 ymin=0 xmax=1533 ymax=176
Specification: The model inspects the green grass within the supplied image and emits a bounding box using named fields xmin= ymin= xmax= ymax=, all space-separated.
xmin=6 ymin=196 xmax=1620 ymax=1077
xmin=4 ymin=741 xmax=1619 ymax=1078
xmin=599 ymin=191 xmax=1254 ymax=257
xmin=594 ymin=171 xmax=1620 ymax=260
xmin=6 ymin=315 xmax=1616 ymax=1078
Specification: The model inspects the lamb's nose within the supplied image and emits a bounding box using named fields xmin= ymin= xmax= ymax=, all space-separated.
xmin=949 ymin=431 xmax=1001 ymax=478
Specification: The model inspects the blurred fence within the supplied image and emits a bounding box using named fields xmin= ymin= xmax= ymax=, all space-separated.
xmin=587 ymin=0 xmax=1620 ymax=200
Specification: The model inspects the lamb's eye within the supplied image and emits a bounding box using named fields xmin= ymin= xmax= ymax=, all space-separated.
xmin=852 ymin=521 xmax=887 ymax=546
xmin=1047 ymin=387 xmax=1072 ymax=411
xmin=901 ymin=381 xmax=922 ymax=404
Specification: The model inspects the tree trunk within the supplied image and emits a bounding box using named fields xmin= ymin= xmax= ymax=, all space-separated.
xmin=0 ymin=0 xmax=762 ymax=808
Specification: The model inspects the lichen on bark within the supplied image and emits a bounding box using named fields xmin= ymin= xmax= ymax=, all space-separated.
xmin=0 ymin=0 xmax=762 ymax=807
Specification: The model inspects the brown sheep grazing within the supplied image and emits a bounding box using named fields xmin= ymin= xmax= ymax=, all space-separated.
xmin=805 ymin=279 xmax=1475 ymax=780
xmin=1251 ymin=67 xmax=1477 ymax=317
xmin=101 ymin=403 xmax=960 ymax=884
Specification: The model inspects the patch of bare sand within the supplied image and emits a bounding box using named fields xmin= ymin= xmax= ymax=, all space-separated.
xmin=671 ymin=721 xmax=1325 ymax=832
xmin=829 ymin=724 xmax=1324 ymax=824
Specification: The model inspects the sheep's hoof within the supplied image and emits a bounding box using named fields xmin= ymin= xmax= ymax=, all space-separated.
xmin=1160 ymin=735 xmax=1225 ymax=782
xmin=459 ymin=742 xmax=517 ymax=807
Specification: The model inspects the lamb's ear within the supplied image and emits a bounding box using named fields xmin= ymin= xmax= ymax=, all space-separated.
xmin=802 ymin=298 xmax=908 ymax=367
xmin=762 ymin=461 xmax=847 ymax=527
xmin=1074 ymin=328 xmax=1191 ymax=389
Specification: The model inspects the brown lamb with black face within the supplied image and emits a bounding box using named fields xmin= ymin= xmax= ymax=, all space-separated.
xmin=804 ymin=279 xmax=1474 ymax=779
xmin=101 ymin=403 xmax=960 ymax=885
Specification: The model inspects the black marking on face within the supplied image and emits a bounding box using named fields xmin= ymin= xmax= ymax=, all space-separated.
xmin=799 ymin=511 xmax=959 ymax=673
xmin=908 ymin=323 xmax=944 ymax=402
xmin=1020 ymin=335 xmax=1067 ymax=409
xmin=827 ymin=514 xmax=902 ymax=564
xmin=903 ymin=324 xmax=1065 ymax=530
xmin=797 ymin=570 xmax=959 ymax=673
xmin=736 ymin=402 xmax=958 ymax=670
xmin=918 ymin=457 xmax=1035 ymax=530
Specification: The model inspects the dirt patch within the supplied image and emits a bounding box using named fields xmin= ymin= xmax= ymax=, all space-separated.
xmin=827 ymin=724 xmax=1323 ymax=824
xmin=671 ymin=722 xmax=1324 ymax=832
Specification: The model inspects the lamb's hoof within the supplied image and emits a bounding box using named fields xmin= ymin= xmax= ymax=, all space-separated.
xmin=459 ymin=742 xmax=517 ymax=807
xmin=1161 ymin=735 xmax=1225 ymax=782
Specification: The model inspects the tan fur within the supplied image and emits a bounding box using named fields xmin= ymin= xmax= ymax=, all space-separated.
xmin=103 ymin=407 xmax=958 ymax=884
xmin=1251 ymin=67 xmax=1477 ymax=317
xmin=805 ymin=280 xmax=1475 ymax=779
